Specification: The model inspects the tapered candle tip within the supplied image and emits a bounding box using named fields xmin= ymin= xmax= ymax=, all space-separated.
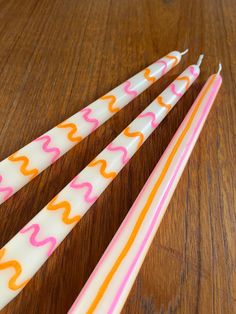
xmin=217 ymin=63 xmax=222 ymax=75
xmin=180 ymin=48 xmax=189 ymax=56
xmin=197 ymin=54 xmax=204 ymax=67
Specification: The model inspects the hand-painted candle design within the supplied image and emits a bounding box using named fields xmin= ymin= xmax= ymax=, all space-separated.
xmin=68 ymin=65 xmax=222 ymax=314
xmin=0 ymin=58 xmax=200 ymax=309
xmin=0 ymin=50 xmax=187 ymax=205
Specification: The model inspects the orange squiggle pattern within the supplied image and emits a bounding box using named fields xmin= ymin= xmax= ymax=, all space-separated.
xmin=47 ymin=196 xmax=81 ymax=225
xmin=57 ymin=122 xmax=83 ymax=143
xmin=100 ymin=95 xmax=119 ymax=113
xmin=166 ymin=55 xmax=178 ymax=67
xmin=0 ymin=248 xmax=29 ymax=291
xmin=156 ymin=96 xmax=172 ymax=112
xmin=144 ymin=68 xmax=156 ymax=83
xmin=8 ymin=153 xmax=38 ymax=179
xmin=123 ymin=127 xmax=144 ymax=149
xmin=176 ymin=76 xmax=191 ymax=90
xmin=88 ymin=159 xmax=117 ymax=179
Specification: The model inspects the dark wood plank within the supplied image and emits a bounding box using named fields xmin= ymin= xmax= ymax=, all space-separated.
xmin=0 ymin=0 xmax=235 ymax=313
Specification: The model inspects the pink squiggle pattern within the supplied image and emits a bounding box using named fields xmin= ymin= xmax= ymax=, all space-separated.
xmin=70 ymin=176 xmax=98 ymax=204
xmin=138 ymin=112 xmax=159 ymax=128
xmin=189 ymin=66 xmax=199 ymax=78
xmin=35 ymin=135 xmax=61 ymax=163
xmin=124 ymin=81 xmax=138 ymax=98
xmin=155 ymin=59 xmax=168 ymax=75
xmin=0 ymin=175 xmax=14 ymax=201
xmin=107 ymin=143 xmax=130 ymax=165
xmin=20 ymin=224 xmax=57 ymax=256
xmin=81 ymin=108 xmax=99 ymax=131
xmin=170 ymin=83 xmax=183 ymax=97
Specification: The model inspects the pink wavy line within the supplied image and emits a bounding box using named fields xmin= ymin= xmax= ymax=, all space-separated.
xmin=170 ymin=83 xmax=183 ymax=97
xmin=81 ymin=108 xmax=99 ymax=131
xmin=189 ymin=66 xmax=199 ymax=78
xmin=124 ymin=81 xmax=138 ymax=98
xmin=70 ymin=176 xmax=98 ymax=204
xmin=107 ymin=143 xmax=130 ymax=165
xmin=155 ymin=59 xmax=168 ymax=75
xmin=20 ymin=224 xmax=57 ymax=256
xmin=0 ymin=175 xmax=14 ymax=201
xmin=138 ymin=112 xmax=159 ymax=128
xmin=35 ymin=135 xmax=61 ymax=163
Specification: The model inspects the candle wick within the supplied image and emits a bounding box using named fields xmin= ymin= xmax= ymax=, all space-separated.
xmin=217 ymin=63 xmax=222 ymax=75
xmin=197 ymin=54 xmax=204 ymax=67
xmin=180 ymin=49 xmax=189 ymax=56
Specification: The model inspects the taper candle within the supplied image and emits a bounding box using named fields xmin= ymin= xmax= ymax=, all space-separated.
xmin=0 ymin=50 xmax=188 ymax=205
xmin=68 ymin=65 xmax=222 ymax=314
xmin=0 ymin=57 xmax=202 ymax=309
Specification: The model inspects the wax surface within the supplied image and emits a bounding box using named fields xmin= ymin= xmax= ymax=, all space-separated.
xmin=0 ymin=51 xmax=182 ymax=205
xmin=68 ymin=74 xmax=222 ymax=314
xmin=0 ymin=63 xmax=199 ymax=309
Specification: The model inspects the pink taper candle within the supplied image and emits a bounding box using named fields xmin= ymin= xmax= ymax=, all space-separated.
xmin=0 ymin=50 xmax=188 ymax=205
xmin=69 ymin=65 xmax=222 ymax=314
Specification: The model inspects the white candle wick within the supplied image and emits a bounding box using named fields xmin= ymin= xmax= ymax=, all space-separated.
xmin=180 ymin=48 xmax=189 ymax=56
xmin=196 ymin=54 xmax=204 ymax=67
xmin=217 ymin=63 xmax=222 ymax=75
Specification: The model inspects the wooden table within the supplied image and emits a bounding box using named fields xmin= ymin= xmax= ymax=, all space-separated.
xmin=0 ymin=0 xmax=235 ymax=313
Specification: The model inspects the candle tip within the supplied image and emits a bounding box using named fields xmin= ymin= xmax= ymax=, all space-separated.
xmin=197 ymin=54 xmax=204 ymax=67
xmin=180 ymin=49 xmax=189 ymax=56
xmin=217 ymin=63 xmax=222 ymax=75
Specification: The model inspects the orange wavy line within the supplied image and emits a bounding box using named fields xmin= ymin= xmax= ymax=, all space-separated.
xmin=0 ymin=248 xmax=29 ymax=291
xmin=100 ymin=95 xmax=119 ymax=113
xmin=88 ymin=159 xmax=117 ymax=179
xmin=176 ymin=76 xmax=191 ymax=90
xmin=156 ymin=95 xmax=172 ymax=112
xmin=166 ymin=55 xmax=178 ymax=67
xmin=123 ymin=127 xmax=144 ymax=149
xmin=144 ymin=68 xmax=156 ymax=83
xmin=57 ymin=122 xmax=83 ymax=143
xmin=47 ymin=196 xmax=81 ymax=225
xmin=8 ymin=153 xmax=39 ymax=179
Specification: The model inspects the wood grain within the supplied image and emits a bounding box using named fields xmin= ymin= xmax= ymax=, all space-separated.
xmin=0 ymin=0 xmax=235 ymax=313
